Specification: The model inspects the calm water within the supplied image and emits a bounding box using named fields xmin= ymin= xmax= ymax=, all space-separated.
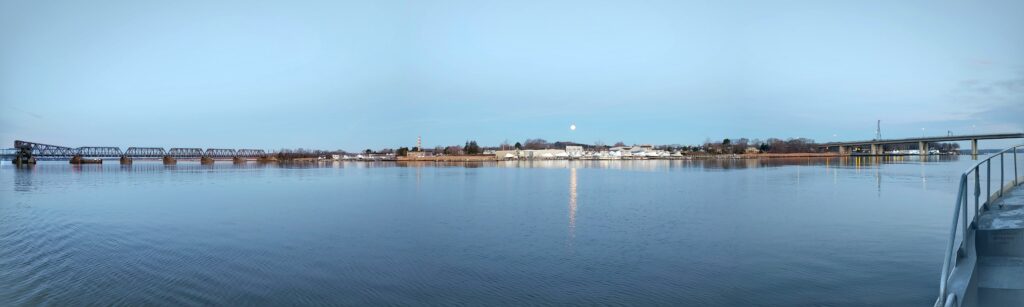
xmin=0 ymin=156 xmax=990 ymax=305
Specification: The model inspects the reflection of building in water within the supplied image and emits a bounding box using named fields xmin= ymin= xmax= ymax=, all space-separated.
xmin=568 ymin=167 xmax=577 ymax=240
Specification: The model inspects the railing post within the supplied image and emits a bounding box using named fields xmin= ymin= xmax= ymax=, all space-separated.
xmin=1000 ymin=154 xmax=1004 ymax=197
xmin=1014 ymin=147 xmax=1018 ymax=185
xmin=940 ymin=177 xmax=966 ymax=300
xmin=974 ymin=168 xmax=980 ymax=213
xmin=962 ymin=178 xmax=968 ymax=241
xmin=987 ymin=160 xmax=991 ymax=204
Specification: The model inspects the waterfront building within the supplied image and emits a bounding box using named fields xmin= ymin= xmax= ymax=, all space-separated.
xmin=493 ymin=149 xmax=568 ymax=160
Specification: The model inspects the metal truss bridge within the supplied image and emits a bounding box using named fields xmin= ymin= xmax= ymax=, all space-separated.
xmin=7 ymin=140 xmax=268 ymax=164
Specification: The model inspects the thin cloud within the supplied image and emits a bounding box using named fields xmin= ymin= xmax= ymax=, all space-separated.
xmin=992 ymin=76 xmax=1024 ymax=93
xmin=6 ymin=106 xmax=43 ymax=119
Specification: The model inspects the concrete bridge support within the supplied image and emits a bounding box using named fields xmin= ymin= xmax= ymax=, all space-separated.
xmin=918 ymin=141 xmax=927 ymax=156
xmin=972 ymin=139 xmax=979 ymax=159
xmin=838 ymin=145 xmax=847 ymax=155
xmin=163 ymin=156 xmax=177 ymax=165
xmin=120 ymin=156 xmax=132 ymax=165
xmin=233 ymin=157 xmax=245 ymax=164
xmin=870 ymin=144 xmax=881 ymax=155
xmin=201 ymin=157 xmax=214 ymax=165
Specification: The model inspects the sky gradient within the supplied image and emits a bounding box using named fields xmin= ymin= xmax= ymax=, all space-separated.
xmin=2 ymin=0 xmax=1022 ymax=150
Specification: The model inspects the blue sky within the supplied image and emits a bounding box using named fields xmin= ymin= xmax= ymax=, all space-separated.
xmin=1 ymin=0 xmax=1022 ymax=151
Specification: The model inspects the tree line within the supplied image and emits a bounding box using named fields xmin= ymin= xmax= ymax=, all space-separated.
xmin=273 ymin=136 xmax=963 ymax=158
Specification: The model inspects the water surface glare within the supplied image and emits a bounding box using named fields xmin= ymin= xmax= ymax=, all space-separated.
xmin=0 ymin=157 xmax=996 ymax=305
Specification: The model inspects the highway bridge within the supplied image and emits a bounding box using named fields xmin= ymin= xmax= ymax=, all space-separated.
xmin=819 ymin=132 xmax=1024 ymax=156
xmin=7 ymin=140 xmax=269 ymax=165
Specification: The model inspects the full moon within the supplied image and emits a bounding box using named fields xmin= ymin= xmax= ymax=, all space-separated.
xmin=570 ymin=124 xmax=576 ymax=131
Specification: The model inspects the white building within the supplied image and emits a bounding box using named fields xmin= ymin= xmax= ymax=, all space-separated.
xmin=494 ymin=149 xmax=569 ymax=160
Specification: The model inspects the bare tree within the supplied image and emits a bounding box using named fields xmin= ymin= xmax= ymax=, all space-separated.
xmin=524 ymin=139 xmax=549 ymax=150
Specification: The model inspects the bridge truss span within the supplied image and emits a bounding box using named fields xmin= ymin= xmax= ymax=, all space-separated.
xmin=168 ymin=148 xmax=204 ymax=158
xmin=15 ymin=140 xmax=77 ymax=159
xmin=124 ymin=147 xmax=166 ymax=158
xmin=76 ymin=147 xmax=123 ymax=158
xmin=204 ymin=148 xmax=237 ymax=158
xmin=236 ymin=149 xmax=267 ymax=158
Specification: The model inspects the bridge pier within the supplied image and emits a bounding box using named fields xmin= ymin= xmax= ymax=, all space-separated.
xmin=870 ymin=144 xmax=881 ymax=155
xmin=918 ymin=141 xmax=927 ymax=156
xmin=838 ymin=145 xmax=847 ymax=155
xmin=971 ymin=139 xmax=978 ymax=159
xmin=163 ymin=156 xmax=177 ymax=165
xmin=233 ymin=157 xmax=245 ymax=164
xmin=201 ymin=157 xmax=215 ymax=165
xmin=120 ymin=156 xmax=132 ymax=165
xmin=13 ymin=151 xmax=35 ymax=166
xmin=69 ymin=155 xmax=102 ymax=164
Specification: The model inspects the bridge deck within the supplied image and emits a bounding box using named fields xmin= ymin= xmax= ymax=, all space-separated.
xmin=822 ymin=133 xmax=1023 ymax=147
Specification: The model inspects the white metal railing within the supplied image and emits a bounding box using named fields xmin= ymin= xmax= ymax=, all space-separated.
xmin=937 ymin=144 xmax=1021 ymax=306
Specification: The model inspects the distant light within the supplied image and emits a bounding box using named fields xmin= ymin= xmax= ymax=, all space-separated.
xmin=570 ymin=123 xmax=576 ymax=131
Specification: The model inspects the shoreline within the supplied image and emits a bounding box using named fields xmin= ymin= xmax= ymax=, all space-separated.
xmin=6 ymin=152 xmax=963 ymax=165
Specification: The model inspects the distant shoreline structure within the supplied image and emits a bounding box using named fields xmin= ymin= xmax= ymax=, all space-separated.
xmin=1 ymin=152 xmax=963 ymax=165
xmin=398 ymin=152 xmax=957 ymax=162
xmin=8 ymin=134 xmax=1010 ymax=165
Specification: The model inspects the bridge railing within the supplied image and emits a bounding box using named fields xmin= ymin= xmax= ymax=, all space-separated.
xmin=937 ymin=144 xmax=1021 ymax=306
xmin=1 ymin=148 xmax=16 ymax=159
